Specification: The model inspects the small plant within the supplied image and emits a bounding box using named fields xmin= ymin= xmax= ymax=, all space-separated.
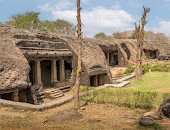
xmin=124 ymin=64 xmax=135 ymax=74
xmin=142 ymin=64 xmax=150 ymax=74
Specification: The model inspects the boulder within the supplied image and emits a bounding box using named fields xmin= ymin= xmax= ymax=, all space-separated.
xmin=47 ymin=109 xmax=83 ymax=122
xmin=0 ymin=36 xmax=30 ymax=91
xmin=158 ymin=97 xmax=170 ymax=118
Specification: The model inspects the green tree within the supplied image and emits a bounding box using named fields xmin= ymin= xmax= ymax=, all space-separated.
xmin=129 ymin=30 xmax=150 ymax=39
xmin=6 ymin=12 xmax=75 ymax=35
xmin=6 ymin=12 xmax=40 ymax=30
xmin=39 ymin=20 xmax=75 ymax=34
xmin=94 ymin=32 xmax=106 ymax=39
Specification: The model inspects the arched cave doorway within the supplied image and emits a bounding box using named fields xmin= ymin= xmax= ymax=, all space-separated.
xmin=65 ymin=61 xmax=72 ymax=81
xmin=41 ymin=60 xmax=51 ymax=88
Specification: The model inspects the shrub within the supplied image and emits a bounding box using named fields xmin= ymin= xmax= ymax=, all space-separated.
xmin=142 ymin=64 xmax=150 ymax=74
xmin=151 ymin=64 xmax=170 ymax=72
xmin=124 ymin=64 xmax=135 ymax=74
xmin=81 ymin=87 xmax=159 ymax=109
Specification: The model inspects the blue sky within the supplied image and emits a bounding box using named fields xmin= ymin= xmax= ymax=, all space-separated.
xmin=0 ymin=0 xmax=170 ymax=37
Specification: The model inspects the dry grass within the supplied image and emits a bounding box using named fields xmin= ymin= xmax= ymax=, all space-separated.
xmin=0 ymin=102 xmax=143 ymax=130
xmin=0 ymin=102 xmax=169 ymax=130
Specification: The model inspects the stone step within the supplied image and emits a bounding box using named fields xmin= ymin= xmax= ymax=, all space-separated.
xmin=44 ymin=88 xmax=61 ymax=93
xmin=61 ymin=88 xmax=70 ymax=93
xmin=50 ymin=91 xmax=61 ymax=94
xmin=50 ymin=94 xmax=64 ymax=99
xmin=44 ymin=88 xmax=64 ymax=99
xmin=58 ymin=86 xmax=71 ymax=90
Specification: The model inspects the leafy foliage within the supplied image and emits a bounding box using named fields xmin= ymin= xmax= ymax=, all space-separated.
xmin=39 ymin=19 xmax=75 ymax=34
xmin=94 ymin=32 xmax=106 ymax=39
xmin=6 ymin=11 xmax=75 ymax=35
xmin=151 ymin=64 xmax=170 ymax=72
xmin=7 ymin=12 xmax=40 ymax=30
xmin=142 ymin=64 xmax=150 ymax=74
xmin=124 ymin=64 xmax=135 ymax=74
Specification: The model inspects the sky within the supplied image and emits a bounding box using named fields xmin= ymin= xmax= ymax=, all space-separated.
xmin=0 ymin=0 xmax=170 ymax=37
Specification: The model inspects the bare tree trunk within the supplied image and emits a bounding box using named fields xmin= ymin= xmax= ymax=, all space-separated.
xmin=135 ymin=7 xmax=150 ymax=81
xmin=135 ymin=23 xmax=140 ymax=81
xmin=139 ymin=42 xmax=143 ymax=80
xmin=139 ymin=7 xmax=150 ymax=80
xmin=74 ymin=0 xmax=82 ymax=109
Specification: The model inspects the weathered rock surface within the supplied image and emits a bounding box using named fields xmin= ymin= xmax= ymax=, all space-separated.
xmin=158 ymin=97 xmax=170 ymax=118
xmin=0 ymin=36 xmax=30 ymax=91
xmin=47 ymin=109 xmax=83 ymax=122
xmin=143 ymin=111 xmax=162 ymax=120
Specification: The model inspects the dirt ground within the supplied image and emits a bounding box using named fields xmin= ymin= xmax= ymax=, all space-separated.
xmin=153 ymin=88 xmax=170 ymax=93
xmin=0 ymin=102 xmax=169 ymax=130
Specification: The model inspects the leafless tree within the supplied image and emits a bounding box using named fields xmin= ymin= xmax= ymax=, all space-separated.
xmin=74 ymin=0 xmax=82 ymax=108
xmin=135 ymin=23 xmax=140 ymax=81
xmin=135 ymin=7 xmax=150 ymax=81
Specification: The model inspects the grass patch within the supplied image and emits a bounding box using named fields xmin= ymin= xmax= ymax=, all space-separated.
xmin=0 ymin=115 xmax=32 ymax=129
xmin=81 ymin=87 xmax=160 ymax=109
xmin=127 ymin=72 xmax=170 ymax=91
xmin=79 ymin=72 xmax=170 ymax=110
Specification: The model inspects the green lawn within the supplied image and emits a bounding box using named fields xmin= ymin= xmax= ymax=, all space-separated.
xmin=127 ymin=72 xmax=170 ymax=91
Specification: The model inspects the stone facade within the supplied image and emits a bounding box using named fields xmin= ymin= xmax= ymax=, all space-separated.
xmin=0 ymin=24 xmax=170 ymax=104
xmin=0 ymin=25 xmax=112 ymax=104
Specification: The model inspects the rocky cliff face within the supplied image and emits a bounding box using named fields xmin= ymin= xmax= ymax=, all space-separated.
xmin=0 ymin=36 xmax=30 ymax=92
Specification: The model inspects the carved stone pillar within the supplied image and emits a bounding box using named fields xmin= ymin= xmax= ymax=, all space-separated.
xmin=60 ymin=59 xmax=65 ymax=81
xmin=107 ymin=52 xmax=110 ymax=65
xmin=35 ymin=60 xmax=42 ymax=84
xmin=94 ymin=75 xmax=98 ymax=87
xmin=14 ymin=90 xmax=19 ymax=102
xmin=51 ymin=59 xmax=58 ymax=84
xmin=98 ymin=75 xmax=103 ymax=86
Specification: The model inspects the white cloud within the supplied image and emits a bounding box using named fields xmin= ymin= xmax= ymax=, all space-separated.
xmin=82 ymin=0 xmax=88 ymax=4
xmin=38 ymin=0 xmax=74 ymax=11
xmin=39 ymin=3 xmax=134 ymax=37
xmin=150 ymin=21 xmax=170 ymax=36
xmin=38 ymin=3 xmax=53 ymax=12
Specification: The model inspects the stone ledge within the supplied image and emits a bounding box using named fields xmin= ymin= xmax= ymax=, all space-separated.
xmin=103 ymin=74 xmax=135 ymax=88
xmin=104 ymin=81 xmax=130 ymax=88
xmin=116 ymin=74 xmax=135 ymax=83
xmin=0 ymin=94 xmax=73 ymax=111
